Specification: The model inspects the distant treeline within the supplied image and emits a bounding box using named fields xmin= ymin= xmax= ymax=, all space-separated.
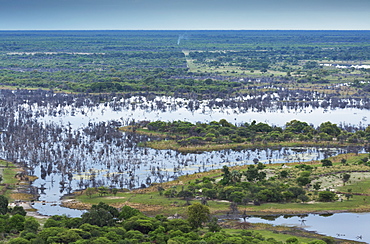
xmin=0 ymin=30 xmax=369 ymax=95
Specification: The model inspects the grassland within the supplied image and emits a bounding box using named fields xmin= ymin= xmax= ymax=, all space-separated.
xmin=221 ymin=224 xmax=352 ymax=244
xmin=0 ymin=159 xmax=35 ymax=202
xmin=120 ymin=125 xmax=364 ymax=154
xmin=66 ymin=153 xmax=370 ymax=218
xmin=1 ymin=30 xmax=369 ymax=97
xmin=58 ymin=153 xmax=370 ymax=243
xmin=140 ymin=139 xmax=358 ymax=153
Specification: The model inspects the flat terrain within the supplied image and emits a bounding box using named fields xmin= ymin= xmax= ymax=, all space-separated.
xmin=63 ymin=153 xmax=370 ymax=217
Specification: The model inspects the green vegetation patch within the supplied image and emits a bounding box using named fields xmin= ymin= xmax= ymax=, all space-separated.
xmin=1 ymin=31 xmax=370 ymax=98
xmin=0 ymin=160 xmax=35 ymax=201
xmin=122 ymin=119 xmax=368 ymax=152
xmin=72 ymin=153 xmax=370 ymax=217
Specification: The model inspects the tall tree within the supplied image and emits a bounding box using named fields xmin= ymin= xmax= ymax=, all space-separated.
xmin=187 ymin=203 xmax=210 ymax=229
xmin=0 ymin=195 xmax=8 ymax=215
xmin=342 ymin=173 xmax=351 ymax=186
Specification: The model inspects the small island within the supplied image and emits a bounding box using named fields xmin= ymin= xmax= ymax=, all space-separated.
xmin=120 ymin=119 xmax=368 ymax=153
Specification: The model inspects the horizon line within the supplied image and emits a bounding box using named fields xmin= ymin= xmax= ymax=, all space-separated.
xmin=0 ymin=29 xmax=370 ymax=31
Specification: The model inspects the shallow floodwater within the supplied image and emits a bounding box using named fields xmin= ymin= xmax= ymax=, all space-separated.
xmin=32 ymin=202 xmax=86 ymax=218
xmin=1 ymin=93 xmax=370 ymax=241
xmin=35 ymin=96 xmax=370 ymax=129
xmin=245 ymin=213 xmax=370 ymax=243
xmin=30 ymin=147 xmax=348 ymax=216
xmin=8 ymin=97 xmax=370 ymax=207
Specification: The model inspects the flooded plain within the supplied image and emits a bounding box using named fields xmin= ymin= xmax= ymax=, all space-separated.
xmin=0 ymin=89 xmax=369 ymax=241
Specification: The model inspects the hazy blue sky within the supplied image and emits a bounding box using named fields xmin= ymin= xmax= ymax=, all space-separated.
xmin=0 ymin=0 xmax=369 ymax=30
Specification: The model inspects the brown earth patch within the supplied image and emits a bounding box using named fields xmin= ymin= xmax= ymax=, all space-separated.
xmin=61 ymin=200 xmax=92 ymax=210
xmin=61 ymin=199 xmax=164 ymax=214
xmin=103 ymin=196 xmax=126 ymax=200
xmin=9 ymin=193 xmax=33 ymax=201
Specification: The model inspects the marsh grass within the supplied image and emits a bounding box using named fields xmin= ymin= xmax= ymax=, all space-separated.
xmin=223 ymin=225 xmax=328 ymax=244
xmin=0 ymin=160 xmax=34 ymax=200
xmin=142 ymin=137 xmax=357 ymax=153
xmin=121 ymin=125 xmax=362 ymax=153
xmin=9 ymin=193 xmax=33 ymax=201
xmin=74 ymin=153 xmax=370 ymax=216
xmin=0 ymin=161 xmax=19 ymax=185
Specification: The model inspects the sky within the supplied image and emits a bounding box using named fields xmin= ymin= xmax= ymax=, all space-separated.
xmin=0 ymin=0 xmax=369 ymax=30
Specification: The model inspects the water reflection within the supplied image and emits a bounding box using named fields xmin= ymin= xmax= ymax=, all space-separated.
xmin=245 ymin=213 xmax=370 ymax=243
xmin=31 ymin=146 xmax=346 ymax=200
xmin=0 ymin=90 xmax=368 ymax=217
xmin=32 ymin=202 xmax=86 ymax=217
xmin=38 ymin=97 xmax=370 ymax=129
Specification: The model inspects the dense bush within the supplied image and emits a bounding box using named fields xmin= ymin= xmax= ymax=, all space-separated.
xmin=144 ymin=119 xmax=370 ymax=146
